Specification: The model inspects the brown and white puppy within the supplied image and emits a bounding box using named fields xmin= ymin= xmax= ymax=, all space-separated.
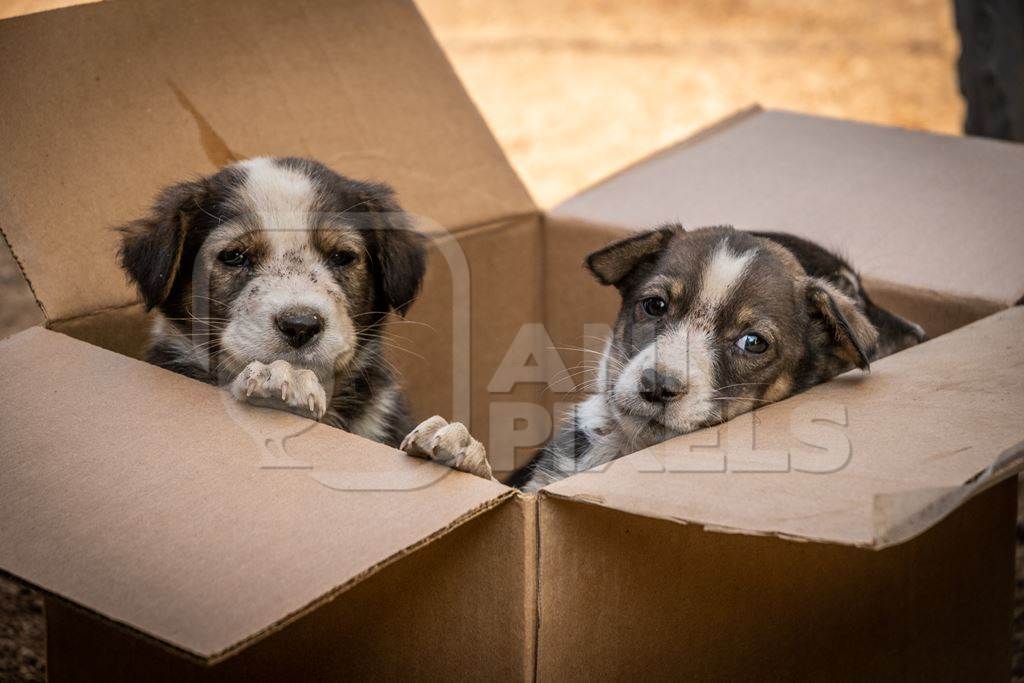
xmin=118 ymin=157 xmax=426 ymax=447
xmin=503 ymin=225 xmax=925 ymax=490
xmin=406 ymin=224 xmax=925 ymax=489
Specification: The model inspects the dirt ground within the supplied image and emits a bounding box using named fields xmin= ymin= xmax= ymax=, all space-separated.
xmin=417 ymin=0 xmax=962 ymax=206
xmin=0 ymin=0 xmax=1018 ymax=680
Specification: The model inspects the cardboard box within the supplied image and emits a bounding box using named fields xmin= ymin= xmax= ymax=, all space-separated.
xmin=540 ymin=109 xmax=1024 ymax=679
xmin=0 ymin=0 xmax=538 ymax=679
xmin=1 ymin=0 xmax=1022 ymax=680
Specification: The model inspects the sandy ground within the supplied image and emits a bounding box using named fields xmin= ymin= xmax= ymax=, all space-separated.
xmin=417 ymin=0 xmax=962 ymax=206
xmin=1 ymin=0 xmax=1017 ymax=680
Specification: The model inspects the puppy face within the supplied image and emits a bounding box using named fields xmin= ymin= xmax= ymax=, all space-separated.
xmin=118 ymin=157 xmax=426 ymax=384
xmin=587 ymin=225 xmax=879 ymax=444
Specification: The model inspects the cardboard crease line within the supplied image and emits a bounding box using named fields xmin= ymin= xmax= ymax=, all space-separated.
xmin=0 ymin=221 xmax=47 ymax=320
xmin=7 ymin=489 xmax=518 ymax=667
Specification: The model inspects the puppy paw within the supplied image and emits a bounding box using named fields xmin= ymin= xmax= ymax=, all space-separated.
xmin=400 ymin=416 xmax=493 ymax=480
xmin=229 ymin=360 xmax=328 ymax=420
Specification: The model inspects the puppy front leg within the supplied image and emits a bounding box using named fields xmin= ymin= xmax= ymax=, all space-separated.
xmin=400 ymin=416 xmax=494 ymax=480
xmin=229 ymin=360 xmax=328 ymax=420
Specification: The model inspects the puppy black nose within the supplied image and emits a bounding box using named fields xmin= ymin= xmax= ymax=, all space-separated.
xmin=639 ymin=368 xmax=684 ymax=404
xmin=275 ymin=310 xmax=323 ymax=348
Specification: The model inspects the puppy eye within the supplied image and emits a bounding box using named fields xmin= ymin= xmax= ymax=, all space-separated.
xmin=736 ymin=333 xmax=769 ymax=354
xmin=641 ymin=297 xmax=668 ymax=317
xmin=217 ymin=249 xmax=250 ymax=267
xmin=328 ymin=250 xmax=357 ymax=268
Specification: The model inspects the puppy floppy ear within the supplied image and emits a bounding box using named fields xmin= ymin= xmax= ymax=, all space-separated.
xmin=805 ymin=278 xmax=879 ymax=370
xmin=357 ymin=184 xmax=427 ymax=316
xmin=374 ymin=225 xmax=427 ymax=316
xmin=585 ymin=224 xmax=678 ymax=288
xmin=117 ymin=179 xmax=207 ymax=310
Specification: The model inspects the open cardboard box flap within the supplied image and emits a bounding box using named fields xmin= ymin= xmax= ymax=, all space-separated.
xmin=540 ymin=108 xmax=1024 ymax=552
xmin=554 ymin=107 xmax=1024 ymax=315
xmin=0 ymin=0 xmax=541 ymax=668
xmin=0 ymin=326 xmax=512 ymax=663
xmin=2 ymin=0 xmax=1024 ymax=675
xmin=0 ymin=0 xmax=535 ymax=324
xmin=542 ymin=306 xmax=1024 ymax=549
xmin=532 ymin=111 xmax=1024 ymax=674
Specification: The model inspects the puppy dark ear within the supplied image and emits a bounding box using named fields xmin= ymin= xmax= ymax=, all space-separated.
xmin=585 ymin=224 xmax=678 ymax=287
xmin=357 ymin=184 xmax=427 ymax=316
xmin=375 ymin=224 xmax=427 ymax=316
xmin=862 ymin=298 xmax=927 ymax=358
xmin=805 ymin=278 xmax=879 ymax=370
xmin=117 ymin=179 xmax=207 ymax=310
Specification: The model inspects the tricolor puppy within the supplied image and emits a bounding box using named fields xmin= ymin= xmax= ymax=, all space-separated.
xmin=407 ymin=225 xmax=925 ymax=489
xmin=508 ymin=225 xmax=926 ymax=489
xmin=118 ymin=157 xmax=426 ymax=447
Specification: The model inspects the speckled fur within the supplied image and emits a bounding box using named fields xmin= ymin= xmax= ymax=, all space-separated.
xmin=117 ymin=157 xmax=426 ymax=447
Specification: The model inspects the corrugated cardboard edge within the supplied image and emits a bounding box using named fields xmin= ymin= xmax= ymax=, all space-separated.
xmin=6 ymin=489 xmax=518 ymax=667
xmin=873 ymin=441 xmax=1024 ymax=549
xmin=530 ymin=493 xmax=542 ymax=683
xmin=516 ymin=493 xmax=540 ymax=683
xmin=551 ymin=104 xmax=763 ymax=213
xmin=536 ymin=489 xmax=851 ymax=548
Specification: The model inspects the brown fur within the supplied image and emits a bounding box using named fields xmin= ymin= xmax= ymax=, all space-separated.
xmin=117 ymin=157 xmax=426 ymax=447
xmin=510 ymin=223 xmax=923 ymax=490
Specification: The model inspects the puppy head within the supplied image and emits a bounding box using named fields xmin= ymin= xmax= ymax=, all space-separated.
xmin=118 ymin=157 xmax=426 ymax=381
xmin=586 ymin=225 xmax=878 ymax=443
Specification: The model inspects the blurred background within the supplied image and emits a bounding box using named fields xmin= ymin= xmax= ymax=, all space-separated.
xmin=420 ymin=0 xmax=963 ymax=205
xmin=0 ymin=1 xmax=1018 ymax=681
xmin=0 ymin=0 xmax=970 ymax=342
xmin=0 ymin=1 xmax=966 ymax=207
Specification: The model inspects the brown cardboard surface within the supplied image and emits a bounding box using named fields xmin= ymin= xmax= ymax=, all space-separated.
xmin=0 ymin=326 xmax=513 ymax=661
xmin=542 ymin=306 xmax=1024 ymax=549
xmin=0 ymin=0 xmax=534 ymax=323
xmin=537 ymin=481 xmax=1015 ymax=681
xmin=861 ymin=276 xmax=1004 ymax=339
xmin=1 ymin=1 xmax=1021 ymax=674
xmin=45 ymin=494 xmax=537 ymax=681
xmin=542 ymin=215 xmax=623 ymax=357
xmin=541 ymin=215 xmax=630 ymax=412
xmin=48 ymin=303 xmax=150 ymax=360
xmin=553 ymin=109 xmax=1024 ymax=309
xmin=393 ymin=216 xmax=545 ymax=472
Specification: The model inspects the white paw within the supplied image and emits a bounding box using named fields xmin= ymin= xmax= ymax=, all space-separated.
xmin=400 ymin=416 xmax=493 ymax=480
xmin=229 ymin=360 xmax=328 ymax=420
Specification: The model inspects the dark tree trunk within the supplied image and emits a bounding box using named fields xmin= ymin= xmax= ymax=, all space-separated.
xmin=955 ymin=0 xmax=1024 ymax=140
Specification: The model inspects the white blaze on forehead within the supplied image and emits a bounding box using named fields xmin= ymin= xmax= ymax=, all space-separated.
xmin=697 ymin=241 xmax=756 ymax=314
xmin=237 ymin=157 xmax=318 ymax=243
xmin=217 ymin=158 xmax=355 ymax=373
